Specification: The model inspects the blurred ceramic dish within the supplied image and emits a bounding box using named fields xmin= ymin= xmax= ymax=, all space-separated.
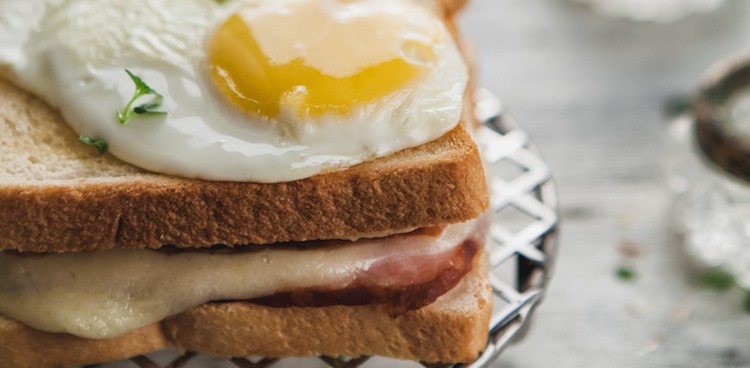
xmin=668 ymin=54 xmax=750 ymax=287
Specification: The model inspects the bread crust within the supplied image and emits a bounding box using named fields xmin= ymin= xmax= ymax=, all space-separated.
xmin=435 ymin=0 xmax=470 ymax=17
xmin=0 ymin=322 xmax=167 ymax=368
xmin=0 ymin=124 xmax=487 ymax=252
xmin=0 ymin=251 xmax=491 ymax=368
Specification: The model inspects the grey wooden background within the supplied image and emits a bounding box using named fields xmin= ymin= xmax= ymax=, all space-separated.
xmin=460 ymin=1 xmax=750 ymax=367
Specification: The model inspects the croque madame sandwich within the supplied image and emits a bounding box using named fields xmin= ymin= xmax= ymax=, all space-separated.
xmin=0 ymin=0 xmax=491 ymax=367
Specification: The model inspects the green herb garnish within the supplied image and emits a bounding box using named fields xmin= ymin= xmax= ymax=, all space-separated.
xmin=79 ymin=135 xmax=108 ymax=154
xmin=702 ymin=268 xmax=735 ymax=291
xmin=117 ymin=69 xmax=167 ymax=124
xmin=743 ymin=290 xmax=750 ymax=313
xmin=663 ymin=95 xmax=692 ymax=117
xmin=616 ymin=265 xmax=637 ymax=281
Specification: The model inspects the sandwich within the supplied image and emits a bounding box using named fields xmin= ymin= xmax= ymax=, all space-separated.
xmin=0 ymin=0 xmax=491 ymax=367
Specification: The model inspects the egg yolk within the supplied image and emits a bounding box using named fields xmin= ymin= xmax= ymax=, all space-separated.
xmin=208 ymin=13 xmax=427 ymax=119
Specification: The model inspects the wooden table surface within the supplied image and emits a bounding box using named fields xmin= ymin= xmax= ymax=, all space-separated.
xmin=460 ymin=1 xmax=750 ymax=367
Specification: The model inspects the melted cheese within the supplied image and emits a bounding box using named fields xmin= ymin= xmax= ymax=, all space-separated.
xmin=0 ymin=219 xmax=477 ymax=339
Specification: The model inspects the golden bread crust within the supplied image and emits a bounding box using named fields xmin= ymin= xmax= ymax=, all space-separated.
xmin=436 ymin=0 xmax=470 ymax=17
xmin=0 ymin=322 xmax=167 ymax=368
xmin=0 ymin=124 xmax=487 ymax=252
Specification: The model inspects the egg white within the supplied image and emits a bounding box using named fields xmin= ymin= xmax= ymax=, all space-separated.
xmin=0 ymin=0 xmax=468 ymax=182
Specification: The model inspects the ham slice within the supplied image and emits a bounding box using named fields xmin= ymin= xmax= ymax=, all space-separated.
xmin=251 ymin=238 xmax=480 ymax=313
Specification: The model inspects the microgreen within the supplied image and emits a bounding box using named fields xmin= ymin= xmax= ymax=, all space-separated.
xmin=117 ymin=69 xmax=167 ymax=124
xmin=615 ymin=265 xmax=637 ymax=281
xmin=79 ymin=136 xmax=108 ymax=154
xmin=663 ymin=95 xmax=692 ymax=117
xmin=702 ymin=268 xmax=735 ymax=291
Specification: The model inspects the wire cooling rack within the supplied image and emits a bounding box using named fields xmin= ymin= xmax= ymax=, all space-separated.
xmin=89 ymin=90 xmax=559 ymax=368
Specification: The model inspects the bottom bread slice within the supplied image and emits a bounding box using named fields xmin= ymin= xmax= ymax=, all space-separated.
xmin=0 ymin=252 xmax=491 ymax=368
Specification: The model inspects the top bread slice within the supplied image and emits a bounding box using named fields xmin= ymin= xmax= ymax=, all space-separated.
xmin=0 ymin=76 xmax=488 ymax=253
xmin=0 ymin=0 xmax=486 ymax=253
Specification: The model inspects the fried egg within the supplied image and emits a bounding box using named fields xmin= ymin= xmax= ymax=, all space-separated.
xmin=0 ymin=0 xmax=468 ymax=182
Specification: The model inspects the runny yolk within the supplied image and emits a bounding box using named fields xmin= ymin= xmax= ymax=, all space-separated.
xmin=208 ymin=14 xmax=425 ymax=119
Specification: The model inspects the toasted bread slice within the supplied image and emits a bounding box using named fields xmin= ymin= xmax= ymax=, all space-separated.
xmin=0 ymin=77 xmax=488 ymax=253
xmin=0 ymin=251 xmax=491 ymax=368
xmin=0 ymin=0 xmax=484 ymax=253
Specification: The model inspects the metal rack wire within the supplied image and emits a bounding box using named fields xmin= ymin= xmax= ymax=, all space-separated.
xmin=90 ymin=90 xmax=559 ymax=368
